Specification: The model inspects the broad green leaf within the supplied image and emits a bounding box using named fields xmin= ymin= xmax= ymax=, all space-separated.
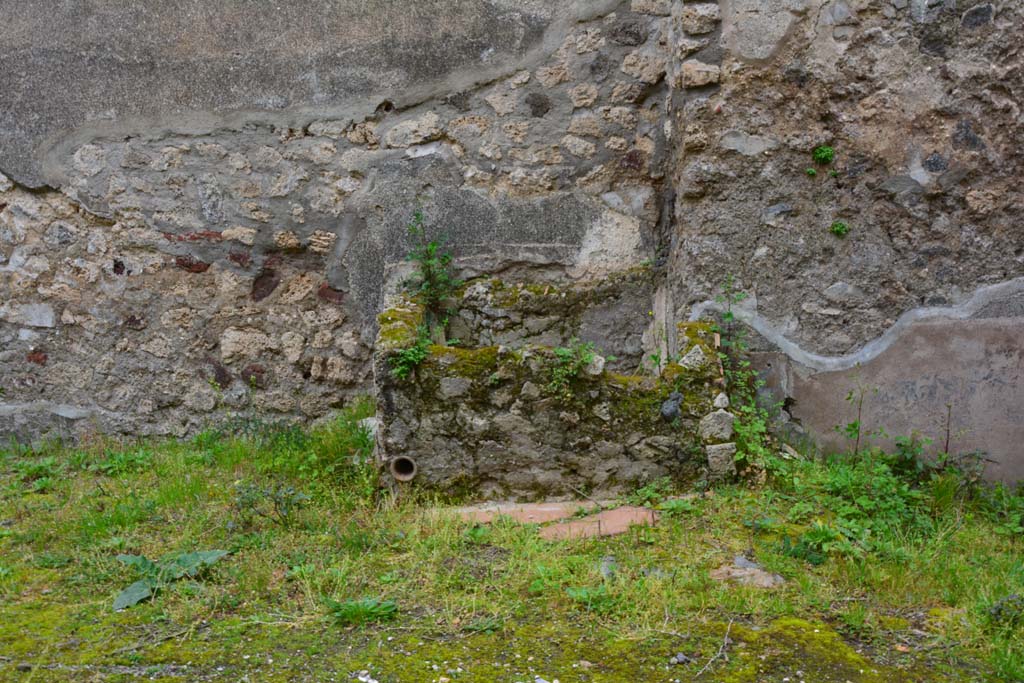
xmin=164 ymin=550 xmax=229 ymax=579
xmin=116 ymin=554 xmax=158 ymax=577
xmin=113 ymin=579 xmax=154 ymax=610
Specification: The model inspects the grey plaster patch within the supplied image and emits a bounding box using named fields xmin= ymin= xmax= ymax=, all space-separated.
xmin=720 ymin=131 xmax=779 ymax=156
xmin=0 ymin=0 xmax=621 ymax=187
xmin=0 ymin=303 xmax=56 ymax=328
xmin=721 ymin=0 xmax=807 ymax=62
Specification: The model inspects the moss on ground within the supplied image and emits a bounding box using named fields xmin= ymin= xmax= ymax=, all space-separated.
xmin=2 ymin=418 xmax=1019 ymax=681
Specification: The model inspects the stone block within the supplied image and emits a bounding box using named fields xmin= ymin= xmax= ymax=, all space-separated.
xmin=677 ymin=60 xmax=721 ymax=87
xmin=439 ymin=377 xmax=473 ymax=399
xmin=706 ymin=442 xmax=738 ymax=481
xmin=631 ymin=0 xmax=672 ymax=16
xmin=699 ymin=409 xmax=735 ymax=443
xmin=621 ymin=51 xmax=668 ymax=84
xmin=679 ymin=3 xmax=720 ymax=34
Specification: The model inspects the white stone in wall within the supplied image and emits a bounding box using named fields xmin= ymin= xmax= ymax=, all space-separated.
xmin=678 ymin=3 xmax=721 ymax=34
xmin=621 ymin=51 xmax=668 ymax=84
xmin=509 ymin=70 xmax=532 ymax=88
xmin=574 ymin=28 xmax=606 ymax=54
xmin=677 ymin=60 xmax=721 ymax=87
xmin=561 ymin=135 xmax=597 ymax=159
xmin=0 ymin=303 xmax=56 ymax=328
xmin=700 ymin=410 xmax=736 ymax=443
xmin=485 ymin=90 xmax=517 ymax=116
xmin=569 ymin=83 xmax=599 ymax=108
xmin=632 ymin=0 xmax=671 ymax=16
xmin=568 ymin=114 xmax=602 ymax=137
xmin=220 ymin=327 xmax=279 ymax=363
xmin=383 ymin=112 xmax=443 ymax=148
xmin=720 ymin=131 xmax=779 ymax=156
xmin=573 ymin=210 xmax=643 ymax=276
xmin=536 ymin=63 xmax=569 ymax=88
xmin=706 ymin=443 xmax=738 ymax=481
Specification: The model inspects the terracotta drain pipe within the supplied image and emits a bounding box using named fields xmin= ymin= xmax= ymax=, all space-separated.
xmin=389 ymin=456 xmax=418 ymax=482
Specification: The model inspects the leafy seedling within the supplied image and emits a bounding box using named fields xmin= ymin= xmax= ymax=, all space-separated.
xmin=829 ymin=221 xmax=850 ymax=238
xmin=813 ymin=145 xmax=835 ymax=164
xmin=463 ymin=616 xmax=504 ymax=634
xmin=565 ymin=585 xmax=614 ymax=612
xmin=326 ymin=597 xmax=398 ymax=626
xmin=114 ymin=550 xmax=229 ymax=610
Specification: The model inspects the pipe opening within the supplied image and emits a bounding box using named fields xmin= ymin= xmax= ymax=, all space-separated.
xmin=390 ymin=456 xmax=417 ymax=482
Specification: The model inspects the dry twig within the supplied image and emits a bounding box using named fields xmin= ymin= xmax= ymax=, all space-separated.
xmin=695 ymin=618 xmax=733 ymax=677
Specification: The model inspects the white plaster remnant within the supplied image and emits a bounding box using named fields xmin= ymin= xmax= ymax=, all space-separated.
xmin=690 ymin=277 xmax=1024 ymax=372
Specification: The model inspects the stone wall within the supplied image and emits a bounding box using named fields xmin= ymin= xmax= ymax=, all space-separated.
xmin=373 ymin=278 xmax=730 ymax=500
xmin=662 ymin=0 xmax=1024 ymax=480
xmin=2 ymin=0 xmax=1023 ymax=481
xmin=1 ymin=1 xmax=678 ymax=441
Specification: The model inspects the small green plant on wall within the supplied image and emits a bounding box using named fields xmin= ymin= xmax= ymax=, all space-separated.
xmin=390 ymin=210 xmax=462 ymax=380
xmin=829 ymin=220 xmax=850 ymax=238
xmin=714 ymin=275 xmax=778 ymax=472
xmin=549 ymin=338 xmax=597 ymax=401
xmin=812 ymin=145 xmax=835 ymax=165
xmin=391 ymin=325 xmax=431 ymax=380
xmin=404 ymin=210 xmax=461 ymax=341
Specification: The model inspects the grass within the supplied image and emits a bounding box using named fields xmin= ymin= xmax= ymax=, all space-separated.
xmin=0 ymin=400 xmax=1021 ymax=681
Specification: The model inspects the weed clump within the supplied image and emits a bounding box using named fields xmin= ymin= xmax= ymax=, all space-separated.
xmin=829 ymin=221 xmax=850 ymax=237
xmin=326 ymin=597 xmax=398 ymax=626
xmin=390 ymin=325 xmax=431 ymax=380
xmin=404 ymin=210 xmax=461 ymax=335
xmin=813 ymin=145 xmax=836 ymax=164
xmin=548 ymin=338 xmax=599 ymax=401
xmin=113 ymin=550 xmax=229 ymax=610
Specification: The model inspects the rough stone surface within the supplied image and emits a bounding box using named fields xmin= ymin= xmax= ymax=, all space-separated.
xmin=678 ymin=4 xmax=721 ymax=35
xmin=706 ymin=443 xmax=738 ymax=481
xmin=374 ymin=280 xmax=724 ymax=500
xmin=0 ymin=2 xmax=671 ymax=441
xmin=710 ymin=556 xmax=786 ymax=588
xmin=672 ymin=0 xmax=1024 ymax=481
xmin=677 ymin=61 xmax=721 ymax=87
xmin=699 ymin=410 xmax=735 ymax=443
xmin=2 ymin=0 xmax=1024 ymax=484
